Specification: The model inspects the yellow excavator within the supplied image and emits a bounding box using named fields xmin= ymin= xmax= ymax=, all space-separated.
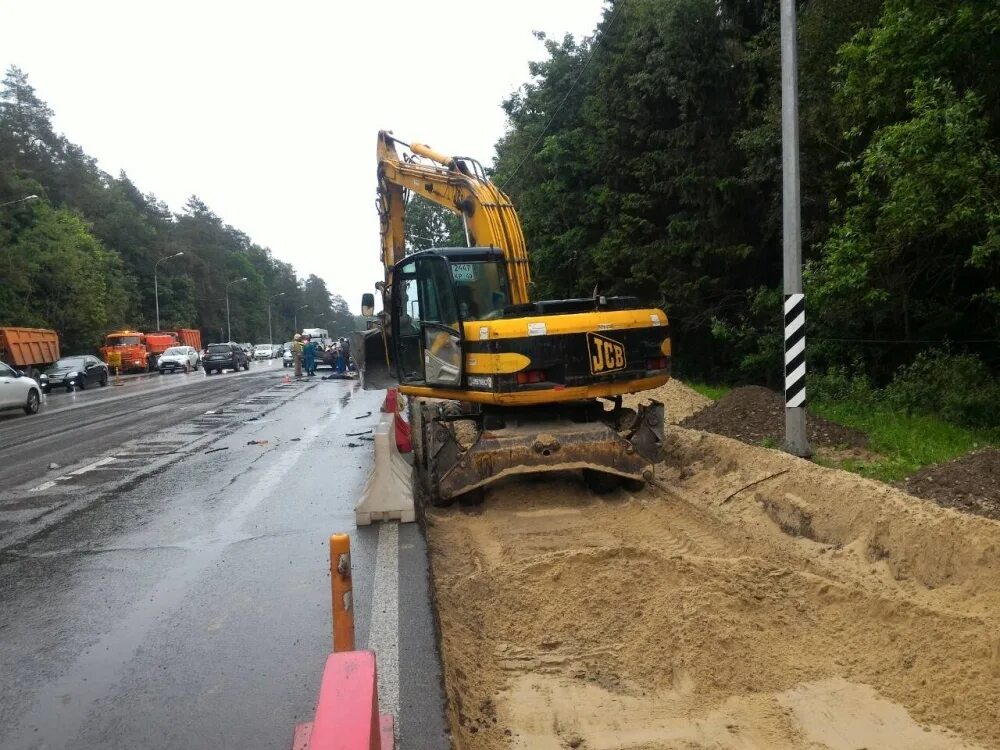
xmin=354 ymin=131 xmax=671 ymax=504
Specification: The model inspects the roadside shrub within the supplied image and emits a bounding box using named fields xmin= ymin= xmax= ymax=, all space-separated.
xmin=808 ymin=363 xmax=876 ymax=406
xmin=883 ymin=350 xmax=1000 ymax=429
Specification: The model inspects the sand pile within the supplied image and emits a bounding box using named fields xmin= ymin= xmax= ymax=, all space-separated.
xmin=622 ymin=378 xmax=712 ymax=424
xmin=425 ymin=383 xmax=1000 ymax=749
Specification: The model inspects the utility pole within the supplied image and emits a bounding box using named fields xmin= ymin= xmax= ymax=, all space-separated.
xmin=780 ymin=0 xmax=811 ymax=457
xmin=294 ymin=304 xmax=309 ymax=334
xmin=226 ymin=277 xmax=248 ymax=343
xmin=154 ymin=251 xmax=184 ymax=330
xmin=268 ymin=291 xmax=286 ymax=345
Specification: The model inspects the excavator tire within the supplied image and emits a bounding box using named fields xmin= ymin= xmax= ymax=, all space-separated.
xmin=582 ymin=469 xmax=620 ymax=495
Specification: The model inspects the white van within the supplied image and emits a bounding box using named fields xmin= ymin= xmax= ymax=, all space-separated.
xmin=301 ymin=328 xmax=331 ymax=347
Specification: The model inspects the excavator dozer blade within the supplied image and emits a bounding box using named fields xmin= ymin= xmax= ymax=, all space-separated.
xmin=417 ymin=400 xmax=666 ymax=504
xmin=351 ymin=328 xmax=398 ymax=391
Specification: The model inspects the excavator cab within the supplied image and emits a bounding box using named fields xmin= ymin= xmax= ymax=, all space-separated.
xmin=391 ymin=253 xmax=464 ymax=387
xmin=354 ymin=247 xmax=513 ymax=391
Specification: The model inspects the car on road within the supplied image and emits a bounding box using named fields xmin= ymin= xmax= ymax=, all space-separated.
xmin=0 ymin=361 xmax=41 ymax=415
xmin=203 ymin=343 xmax=251 ymax=374
xmin=283 ymin=347 xmax=294 ymax=368
xmin=158 ymin=345 xmax=200 ymax=374
xmin=40 ymin=356 xmax=109 ymax=393
xmin=253 ymin=344 xmax=276 ymax=360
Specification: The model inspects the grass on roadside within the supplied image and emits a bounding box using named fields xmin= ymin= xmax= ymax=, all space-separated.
xmin=687 ymin=382 xmax=731 ymax=401
xmin=810 ymin=400 xmax=999 ymax=483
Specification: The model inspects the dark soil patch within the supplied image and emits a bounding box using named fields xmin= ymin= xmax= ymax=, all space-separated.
xmin=679 ymin=385 xmax=868 ymax=449
xmin=898 ymin=448 xmax=1000 ymax=522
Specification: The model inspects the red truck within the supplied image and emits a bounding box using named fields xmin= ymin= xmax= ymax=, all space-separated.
xmin=153 ymin=328 xmax=202 ymax=352
xmin=0 ymin=327 xmax=61 ymax=381
xmin=100 ymin=330 xmax=152 ymax=373
xmin=101 ymin=329 xmax=204 ymax=372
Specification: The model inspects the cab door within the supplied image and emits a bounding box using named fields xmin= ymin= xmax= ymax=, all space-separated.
xmin=391 ymin=255 xmax=463 ymax=388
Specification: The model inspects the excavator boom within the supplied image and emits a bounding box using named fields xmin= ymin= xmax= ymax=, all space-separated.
xmin=376 ymin=131 xmax=531 ymax=304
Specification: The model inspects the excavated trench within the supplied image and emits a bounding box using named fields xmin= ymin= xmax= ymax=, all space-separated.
xmin=424 ymin=381 xmax=1000 ymax=750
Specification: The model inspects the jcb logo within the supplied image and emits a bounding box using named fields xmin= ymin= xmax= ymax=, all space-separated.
xmin=588 ymin=332 xmax=626 ymax=374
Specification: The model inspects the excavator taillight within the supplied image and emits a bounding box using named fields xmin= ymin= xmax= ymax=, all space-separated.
xmin=516 ymin=370 xmax=546 ymax=385
xmin=646 ymin=357 xmax=669 ymax=370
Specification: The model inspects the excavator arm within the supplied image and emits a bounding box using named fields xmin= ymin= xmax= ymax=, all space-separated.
xmin=376 ymin=131 xmax=531 ymax=304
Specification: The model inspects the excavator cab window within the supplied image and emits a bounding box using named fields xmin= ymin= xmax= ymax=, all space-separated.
xmin=392 ymin=255 xmax=463 ymax=387
xmin=450 ymin=260 xmax=509 ymax=321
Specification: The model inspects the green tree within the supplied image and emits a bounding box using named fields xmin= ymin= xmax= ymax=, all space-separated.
xmin=404 ymin=195 xmax=465 ymax=252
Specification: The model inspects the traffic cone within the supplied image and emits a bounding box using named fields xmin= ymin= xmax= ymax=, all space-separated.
xmin=282 ymin=373 xmax=291 ymax=385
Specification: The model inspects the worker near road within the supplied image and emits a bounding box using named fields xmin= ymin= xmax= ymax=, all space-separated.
xmin=292 ymin=333 xmax=304 ymax=378
xmin=303 ymin=334 xmax=318 ymax=377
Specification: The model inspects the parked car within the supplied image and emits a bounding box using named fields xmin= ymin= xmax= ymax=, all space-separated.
xmin=239 ymin=342 xmax=253 ymax=356
xmin=203 ymin=343 xmax=250 ymax=374
xmin=0 ymin=361 xmax=41 ymax=415
xmin=40 ymin=356 xmax=109 ymax=393
xmin=283 ymin=347 xmax=294 ymax=368
xmin=253 ymin=344 xmax=276 ymax=360
xmin=158 ymin=345 xmax=200 ymax=374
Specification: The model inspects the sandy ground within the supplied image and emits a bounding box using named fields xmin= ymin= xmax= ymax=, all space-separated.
xmin=425 ymin=381 xmax=1000 ymax=750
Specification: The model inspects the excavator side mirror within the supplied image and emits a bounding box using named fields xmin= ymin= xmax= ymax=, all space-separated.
xmin=361 ymin=293 xmax=375 ymax=317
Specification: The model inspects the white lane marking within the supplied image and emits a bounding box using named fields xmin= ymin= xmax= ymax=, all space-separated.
xmin=69 ymin=456 xmax=116 ymax=475
xmin=369 ymin=521 xmax=400 ymax=721
xmin=29 ymin=480 xmax=57 ymax=493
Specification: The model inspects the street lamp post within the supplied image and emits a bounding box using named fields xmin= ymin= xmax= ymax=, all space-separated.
xmin=268 ymin=292 xmax=286 ymax=345
xmin=0 ymin=194 xmax=39 ymax=208
xmin=294 ymin=305 xmax=309 ymax=333
xmin=154 ymin=251 xmax=184 ymax=330
xmin=226 ymin=277 xmax=248 ymax=343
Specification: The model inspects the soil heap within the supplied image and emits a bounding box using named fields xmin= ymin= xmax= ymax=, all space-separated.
xmin=680 ymin=385 xmax=867 ymax=449
xmin=901 ymin=448 xmax=1000 ymax=522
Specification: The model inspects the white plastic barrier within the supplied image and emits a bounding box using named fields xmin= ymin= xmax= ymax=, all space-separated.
xmin=355 ymin=413 xmax=415 ymax=525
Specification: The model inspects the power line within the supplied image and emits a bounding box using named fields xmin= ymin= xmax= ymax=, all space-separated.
xmin=498 ymin=2 xmax=625 ymax=191
xmin=813 ymin=337 xmax=1000 ymax=344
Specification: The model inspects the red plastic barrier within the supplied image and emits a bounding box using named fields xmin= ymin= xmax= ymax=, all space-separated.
xmin=294 ymin=650 xmax=394 ymax=750
xmin=393 ymin=413 xmax=412 ymax=453
xmin=381 ymin=388 xmax=412 ymax=453
xmin=381 ymin=388 xmax=398 ymax=414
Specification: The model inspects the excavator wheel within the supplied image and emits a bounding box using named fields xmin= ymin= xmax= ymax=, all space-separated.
xmin=620 ymin=477 xmax=647 ymax=493
xmin=582 ymin=469 xmax=620 ymax=495
xmin=411 ymin=401 xmax=453 ymax=509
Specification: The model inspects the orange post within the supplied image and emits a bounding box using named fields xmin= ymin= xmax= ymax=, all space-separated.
xmin=330 ymin=534 xmax=355 ymax=652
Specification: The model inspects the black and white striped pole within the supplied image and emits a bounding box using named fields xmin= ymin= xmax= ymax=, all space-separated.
xmin=780 ymin=0 xmax=812 ymax=457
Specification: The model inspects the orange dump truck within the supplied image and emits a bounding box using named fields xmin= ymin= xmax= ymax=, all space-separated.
xmin=0 ymin=327 xmax=61 ymax=380
xmin=152 ymin=329 xmax=203 ymax=353
xmin=100 ymin=330 xmax=153 ymax=373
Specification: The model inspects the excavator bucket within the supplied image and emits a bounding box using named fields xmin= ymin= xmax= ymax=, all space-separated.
xmin=351 ymin=327 xmax=397 ymax=391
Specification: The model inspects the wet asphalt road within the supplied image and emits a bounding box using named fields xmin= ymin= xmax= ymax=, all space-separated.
xmin=0 ymin=364 xmax=449 ymax=749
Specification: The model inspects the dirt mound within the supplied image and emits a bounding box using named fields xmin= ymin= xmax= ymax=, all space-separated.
xmin=425 ymin=425 xmax=1000 ymax=749
xmin=900 ymin=448 xmax=1000 ymax=521
xmin=680 ymin=385 xmax=867 ymax=449
xmin=622 ymin=378 xmax=712 ymax=424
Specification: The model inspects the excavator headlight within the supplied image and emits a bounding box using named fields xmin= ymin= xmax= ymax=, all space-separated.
xmin=467 ymin=375 xmax=493 ymax=390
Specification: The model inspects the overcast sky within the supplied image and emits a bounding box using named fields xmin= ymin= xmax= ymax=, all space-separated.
xmin=0 ymin=0 xmax=606 ymax=318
